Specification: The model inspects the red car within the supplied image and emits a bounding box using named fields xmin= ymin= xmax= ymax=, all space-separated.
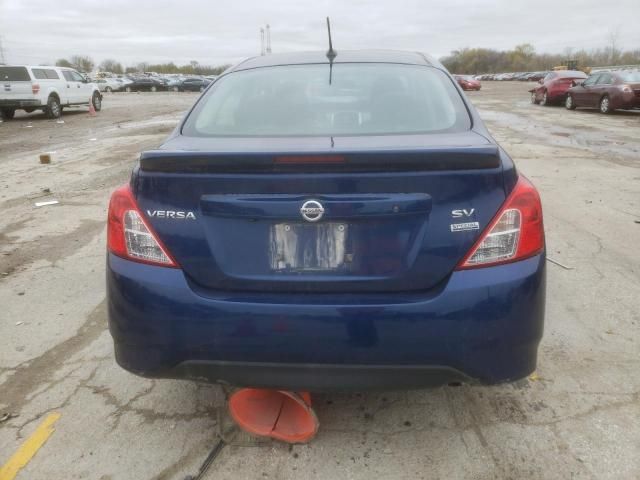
xmin=530 ymin=70 xmax=587 ymax=106
xmin=454 ymin=75 xmax=481 ymax=91
xmin=565 ymin=70 xmax=640 ymax=113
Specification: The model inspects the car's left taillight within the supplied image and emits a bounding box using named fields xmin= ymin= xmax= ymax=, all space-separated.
xmin=32 ymin=83 xmax=40 ymax=94
xmin=456 ymin=175 xmax=544 ymax=269
xmin=107 ymin=185 xmax=179 ymax=268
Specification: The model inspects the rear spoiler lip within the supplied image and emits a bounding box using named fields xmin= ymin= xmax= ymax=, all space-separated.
xmin=139 ymin=145 xmax=501 ymax=173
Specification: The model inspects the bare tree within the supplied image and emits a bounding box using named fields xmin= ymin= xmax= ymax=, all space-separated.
xmin=69 ymin=55 xmax=95 ymax=73
xmin=99 ymin=59 xmax=123 ymax=74
xmin=55 ymin=58 xmax=73 ymax=68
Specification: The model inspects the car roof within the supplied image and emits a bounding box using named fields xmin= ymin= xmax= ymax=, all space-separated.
xmin=3 ymin=65 xmax=64 ymax=69
xmin=228 ymin=50 xmax=442 ymax=73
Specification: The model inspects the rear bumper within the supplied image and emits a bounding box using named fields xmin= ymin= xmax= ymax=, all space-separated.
xmin=0 ymin=99 xmax=41 ymax=108
xmin=107 ymin=253 xmax=546 ymax=391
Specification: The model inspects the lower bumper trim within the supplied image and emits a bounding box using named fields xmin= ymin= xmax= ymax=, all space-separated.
xmin=0 ymin=99 xmax=41 ymax=108
xmin=123 ymin=358 xmax=475 ymax=392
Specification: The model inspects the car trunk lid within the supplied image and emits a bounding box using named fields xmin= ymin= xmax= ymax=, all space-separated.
xmin=133 ymin=132 xmax=507 ymax=293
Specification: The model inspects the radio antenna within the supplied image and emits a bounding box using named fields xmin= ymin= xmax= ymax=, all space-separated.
xmin=326 ymin=17 xmax=336 ymax=84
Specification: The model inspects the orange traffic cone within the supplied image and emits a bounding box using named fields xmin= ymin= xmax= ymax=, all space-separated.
xmin=88 ymin=97 xmax=97 ymax=117
xmin=228 ymin=389 xmax=319 ymax=443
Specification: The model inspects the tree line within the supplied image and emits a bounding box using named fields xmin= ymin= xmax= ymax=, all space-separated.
xmin=441 ymin=43 xmax=640 ymax=74
xmin=54 ymin=55 xmax=230 ymax=76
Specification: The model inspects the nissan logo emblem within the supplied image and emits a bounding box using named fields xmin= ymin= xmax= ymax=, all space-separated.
xmin=300 ymin=200 xmax=325 ymax=222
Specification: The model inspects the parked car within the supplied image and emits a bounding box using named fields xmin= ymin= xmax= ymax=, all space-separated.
xmin=528 ymin=71 xmax=548 ymax=82
xmin=0 ymin=65 xmax=102 ymax=119
xmin=94 ymin=78 xmax=125 ymax=93
xmin=454 ymin=75 xmax=481 ymax=91
xmin=164 ymin=76 xmax=185 ymax=91
xmin=529 ymin=70 xmax=587 ymax=106
xmin=123 ymin=77 xmax=167 ymax=92
xmin=565 ymin=70 xmax=640 ymax=113
xmin=176 ymin=77 xmax=212 ymax=92
xmin=106 ymin=50 xmax=546 ymax=392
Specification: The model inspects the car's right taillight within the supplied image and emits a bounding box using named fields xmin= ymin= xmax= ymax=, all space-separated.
xmin=107 ymin=185 xmax=178 ymax=268
xmin=456 ymin=175 xmax=544 ymax=269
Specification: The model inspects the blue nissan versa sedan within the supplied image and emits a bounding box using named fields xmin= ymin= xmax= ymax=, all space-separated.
xmin=107 ymin=50 xmax=545 ymax=391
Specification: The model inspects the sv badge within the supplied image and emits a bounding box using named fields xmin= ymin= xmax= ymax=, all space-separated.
xmin=451 ymin=208 xmax=475 ymax=218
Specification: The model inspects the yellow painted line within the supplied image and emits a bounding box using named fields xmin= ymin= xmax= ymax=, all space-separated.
xmin=0 ymin=412 xmax=61 ymax=480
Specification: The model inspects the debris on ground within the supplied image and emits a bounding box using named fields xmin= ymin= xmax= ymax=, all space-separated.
xmin=34 ymin=200 xmax=59 ymax=207
xmin=183 ymin=439 xmax=226 ymax=480
xmin=0 ymin=413 xmax=19 ymax=423
xmin=546 ymin=257 xmax=573 ymax=270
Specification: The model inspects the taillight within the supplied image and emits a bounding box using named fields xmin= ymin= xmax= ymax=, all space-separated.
xmin=456 ymin=176 xmax=544 ymax=269
xmin=107 ymin=185 xmax=178 ymax=267
xmin=32 ymin=83 xmax=40 ymax=94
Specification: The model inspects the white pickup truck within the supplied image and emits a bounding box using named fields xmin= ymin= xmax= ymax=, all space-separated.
xmin=0 ymin=65 xmax=102 ymax=120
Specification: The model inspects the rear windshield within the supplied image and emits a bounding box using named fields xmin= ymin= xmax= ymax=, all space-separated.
xmin=557 ymin=71 xmax=587 ymax=79
xmin=0 ymin=66 xmax=31 ymax=81
xmin=619 ymin=71 xmax=640 ymax=82
xmin=182 ymin=63 xmax=470 ymax=137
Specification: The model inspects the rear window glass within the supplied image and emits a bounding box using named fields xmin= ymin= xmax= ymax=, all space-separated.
xmin=557 ymin=71 xmax=587 ymax=79
xmin=182 ymin=64 xmax=470 ymax=137
xmin=619 ymin=71 xmax=640 ymax=82
xmin=0 ymin=66 xmax=31 ymax=81
xmin=31 ymin=68 xmax=60 ymax=80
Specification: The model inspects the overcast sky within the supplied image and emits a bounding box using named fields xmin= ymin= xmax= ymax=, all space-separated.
xmin=1 ymin=0 xmax=638 ymax=67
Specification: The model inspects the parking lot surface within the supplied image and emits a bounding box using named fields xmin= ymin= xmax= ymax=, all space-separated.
xmin=1 ymin=85 xmax=639 ymax=480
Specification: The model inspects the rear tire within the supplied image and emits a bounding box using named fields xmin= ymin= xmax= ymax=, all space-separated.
xmin=565 ymin=94 xmax=576 ymax=110
xmin=44 ymin=96 xmax=61 ymax=119
xmin=530 ymin=92 xmax=539 ymax=104
xmin=92 ymin=92 xmax=102 ymax=111
xmin=599 ymin=95 xmax=612 ymax=114
xmin=105 ymin=87 xmax=113 ymax=93
xmin=1 ymin=108 xmax=16 ymax=120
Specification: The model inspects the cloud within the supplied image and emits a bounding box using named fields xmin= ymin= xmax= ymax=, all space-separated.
xmin=1 ymin=0 xmax=638 ymax=67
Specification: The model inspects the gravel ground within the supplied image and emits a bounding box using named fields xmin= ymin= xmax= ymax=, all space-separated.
xmin=0 ymin=85 xmax=639 ymax=480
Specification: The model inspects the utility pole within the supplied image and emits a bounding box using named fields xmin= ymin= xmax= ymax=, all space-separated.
xmin=260 ymin=28 xmax=265 ymax=56
xmin=265 ymin=24 xmax=272 ymax=55
xmin=0 ymin=36 xmax=6 ymax=64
